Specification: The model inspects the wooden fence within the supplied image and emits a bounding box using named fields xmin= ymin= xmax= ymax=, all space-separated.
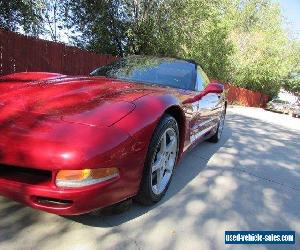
xmin=225 ymin=84 xmax=269 ymax=108
xmin=0 ymin=28 xmax=118 ymax=76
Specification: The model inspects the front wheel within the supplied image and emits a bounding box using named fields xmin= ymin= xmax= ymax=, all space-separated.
xmin=207 ymin=110 xmax=226 ymax=143
xmin=135 ymin=115 xmax=179 ymax=205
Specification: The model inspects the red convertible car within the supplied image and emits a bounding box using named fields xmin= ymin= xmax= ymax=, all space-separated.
xmin=0 ymin=56 xmax=226 ymax=215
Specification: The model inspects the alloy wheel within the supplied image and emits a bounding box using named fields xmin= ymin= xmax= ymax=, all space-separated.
xmin=151 ymin=127 xmax=178 ymax=195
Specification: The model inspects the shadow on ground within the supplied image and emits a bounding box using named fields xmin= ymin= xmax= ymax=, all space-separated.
xmin=1 ymin=110 xmax=299 ymax=250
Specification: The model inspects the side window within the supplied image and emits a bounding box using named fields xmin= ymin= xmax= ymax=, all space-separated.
xmin=195 ymin=66 xmax=209 ymax=91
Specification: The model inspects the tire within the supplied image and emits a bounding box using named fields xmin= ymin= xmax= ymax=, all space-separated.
xmin=207 ymin=110 xmax=226 ymax=143
xmin=135 ymin=114 xmax=179 ymax=205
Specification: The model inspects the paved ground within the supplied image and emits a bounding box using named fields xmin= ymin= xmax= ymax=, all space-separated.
xmin=0 ymin=107 xmax=300 ymax=250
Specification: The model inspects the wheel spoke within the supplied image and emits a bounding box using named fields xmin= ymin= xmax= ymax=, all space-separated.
xmin=156 ymin=167 xmax=163 ymax=191
xmin=165 ymin=155 xmax=175 ymax=171
xmin=152 ymin=153 xmax=163 ymax=173
xmin=166 ymin=136 xmax=176 ymax=153
xmin=160 ymin=132 xmax=167 ymax=152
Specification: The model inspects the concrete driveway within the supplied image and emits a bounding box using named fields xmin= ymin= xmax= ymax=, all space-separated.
xmin=0 ymin=107 xmax=299 ymax=250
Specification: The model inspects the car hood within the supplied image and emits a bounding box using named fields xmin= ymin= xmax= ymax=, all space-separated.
xmin=0 ymin=72 xmax=156 ymax=127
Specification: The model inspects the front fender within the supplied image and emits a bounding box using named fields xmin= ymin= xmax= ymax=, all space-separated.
xmin=113 ymin=94 xmax=184 ymax=174
xmin=114 ymin=94 xmax=181 ymax=134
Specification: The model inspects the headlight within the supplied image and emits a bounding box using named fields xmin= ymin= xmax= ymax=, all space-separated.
xmin=56 ymin=168 xmax=119 ymax=188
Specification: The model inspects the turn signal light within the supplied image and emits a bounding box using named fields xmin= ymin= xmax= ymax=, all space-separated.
xmin=56 ymin=168 xmax=119 ymax=188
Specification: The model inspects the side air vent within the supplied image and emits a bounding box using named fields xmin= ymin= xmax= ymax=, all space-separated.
xmin=32 ymin=196 xmax=73 ymax=208
xmin=0 ymin=164 xmax=52 ymax=185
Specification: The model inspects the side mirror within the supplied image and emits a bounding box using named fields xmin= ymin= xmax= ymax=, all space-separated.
xmin=204 ymin=82 xmax=224 ymax=95
xmin=183 ymin=83 xmax=224 ymax=104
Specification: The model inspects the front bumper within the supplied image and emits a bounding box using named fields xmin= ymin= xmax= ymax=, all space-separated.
xmin=0 ymin=118 xmax=146 ymax=215
xmin=0 ymin=170 xmax=127 ymax=215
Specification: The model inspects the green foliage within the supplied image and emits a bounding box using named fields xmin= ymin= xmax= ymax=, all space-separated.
xmin=61 ymin=1 xmax=126 ymax=56
xmin=282 ymin=42 xmax=300 ymax=98
xmin=284 ymin=75 xmax=300 ymax=98
xmin=175 ymin=0 xmax=235 ymax=81
xmin=62 ymin=0 xmax=182 ymax=57
xmin=0 ymin=0 xmax=43 ymax=35
xmin=38 ymin=0 xmax=66 ymax=42
xmin=226 ymin=0 xmax=296 ymax=98
xmin=0 ymin=0 xmax=65 ymax=40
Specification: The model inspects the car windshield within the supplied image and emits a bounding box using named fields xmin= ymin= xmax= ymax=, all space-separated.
xmin=90 ymin=56 xmax=196 ymax=90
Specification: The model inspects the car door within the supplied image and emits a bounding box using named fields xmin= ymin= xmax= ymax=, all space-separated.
xmin=188 ymin=66 xmax=222 ymax=145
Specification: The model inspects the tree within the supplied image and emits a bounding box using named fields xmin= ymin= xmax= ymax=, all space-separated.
xmin=62 ymin=0 xmax=182 ymax=57
xmin=282 ymin=42 xmax=300 ymax=100
xmin=225 ymin=0 xmax=296 ymax=98
xmin=122 ymin=0 xmax=182 ymax=56
xmin=62 ymin=0 xmax=126 ymax=56
xmin=39 ymin=0 xmax=64 ymax=42
xmin=174 ymin=0 xmax=235 ymax=81
xmin=0 ymin=0 xmax=66 ymax=41
xmin=284 ymin=74 xmax=300 ymax=101
xmin=0 ymin=0 xmax=43 ymax=36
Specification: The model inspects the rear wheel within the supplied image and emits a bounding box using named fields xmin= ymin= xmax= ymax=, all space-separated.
xmin=136 ymin=115 xmax=179 ymax=205
xmin=207 ymin=110 xmax=226 ymax=143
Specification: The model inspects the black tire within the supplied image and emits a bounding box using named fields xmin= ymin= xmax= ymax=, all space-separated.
xmin=207 ymin=110 xmax=226 ymax=143
xmin=135 ymin=114 xmax=179 ymax=205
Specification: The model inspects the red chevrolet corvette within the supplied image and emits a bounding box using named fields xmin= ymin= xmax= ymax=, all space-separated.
xmin=0 ymin=56 xmax=226 ymax=215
